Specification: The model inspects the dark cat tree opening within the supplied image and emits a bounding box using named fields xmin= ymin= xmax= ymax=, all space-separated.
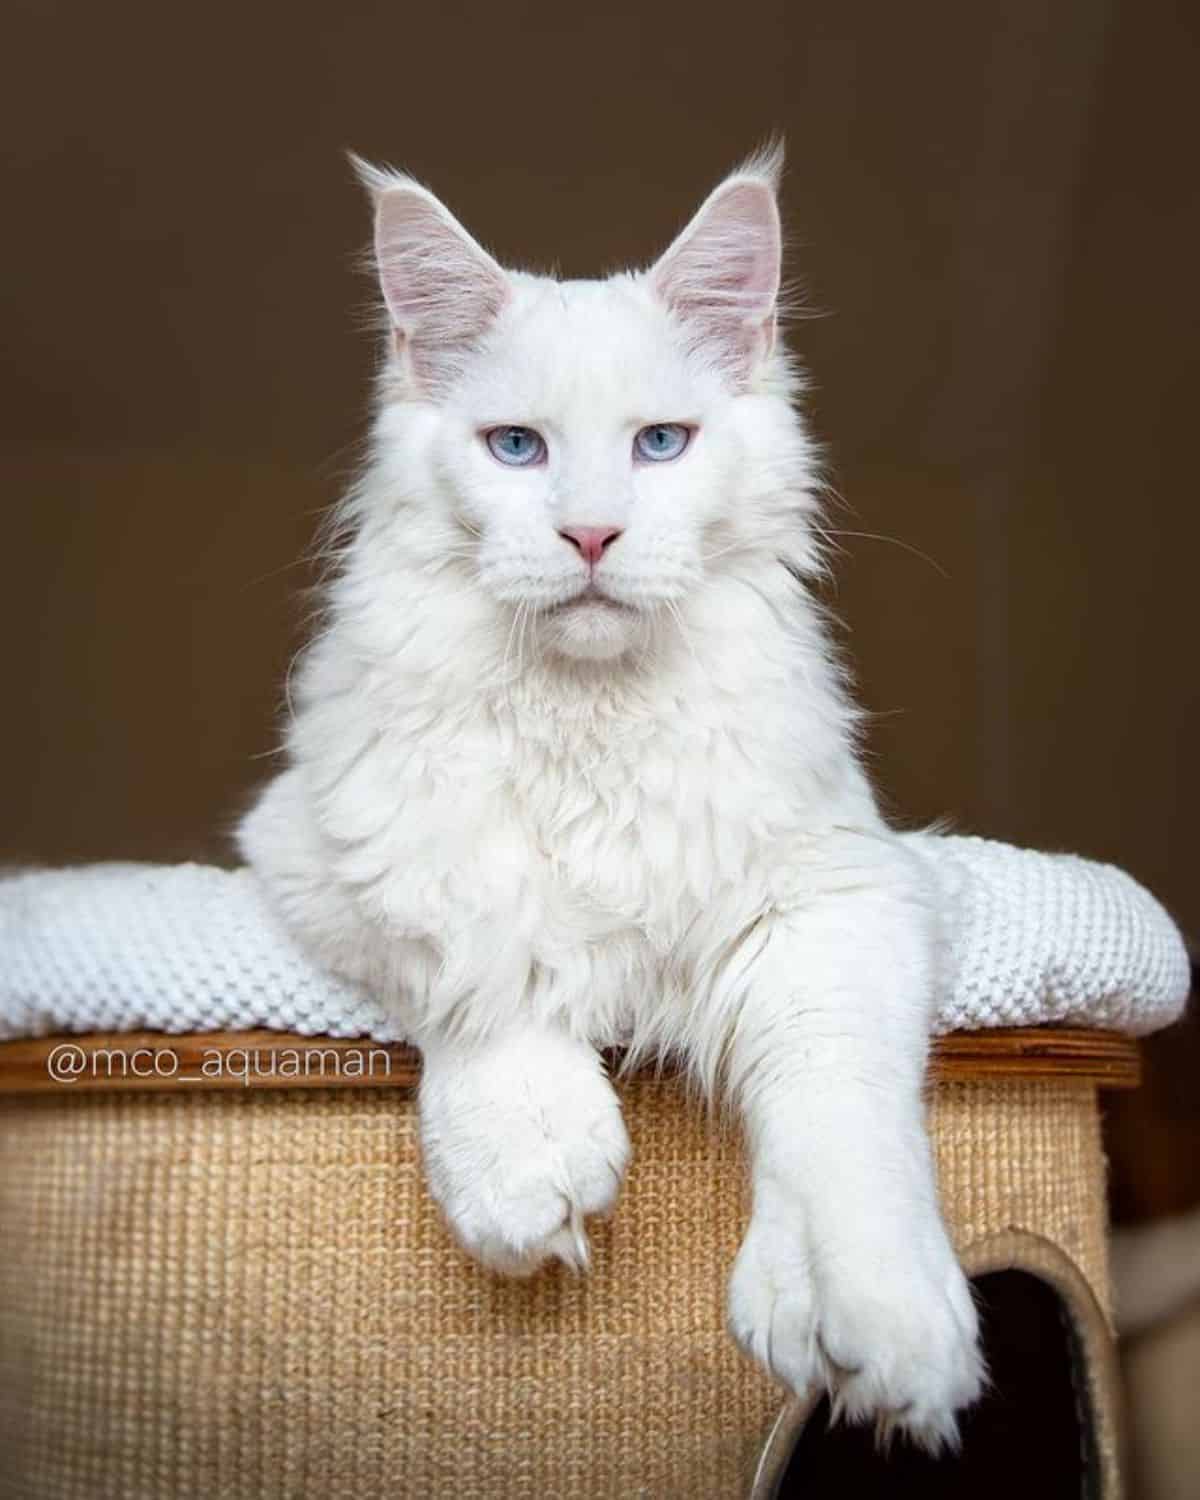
xmin=774 ymin=1271 xmax=1101 ymax=1498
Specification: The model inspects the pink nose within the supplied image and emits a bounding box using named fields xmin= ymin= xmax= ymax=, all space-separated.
xmin=558 ymin=526 xmax=623 ymax=567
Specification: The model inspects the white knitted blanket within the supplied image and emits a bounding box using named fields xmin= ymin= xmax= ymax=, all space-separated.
xmin=0 ymin=834 xmax=1189 ymax=1042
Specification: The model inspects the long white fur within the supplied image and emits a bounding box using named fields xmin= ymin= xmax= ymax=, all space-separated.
xmin=238 ymin=143 xmax=984 ymax=1449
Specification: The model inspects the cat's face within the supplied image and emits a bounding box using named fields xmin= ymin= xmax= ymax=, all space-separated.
xmin=362 ymin=151 xmax=799 ymax=664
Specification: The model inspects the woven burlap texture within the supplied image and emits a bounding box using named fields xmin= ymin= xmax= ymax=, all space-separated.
xmin=0 ymin=1074 xmax=1110 ymax=1499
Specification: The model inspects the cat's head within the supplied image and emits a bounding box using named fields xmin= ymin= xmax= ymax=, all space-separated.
xmin=354 ymin=146 xmax=815 ymax=665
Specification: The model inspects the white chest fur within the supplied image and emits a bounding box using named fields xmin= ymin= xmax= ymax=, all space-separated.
xmin=242 ymin=581 xmax=872 ymax=1048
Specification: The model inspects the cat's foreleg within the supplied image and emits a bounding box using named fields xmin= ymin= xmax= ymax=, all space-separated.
xmin=721 ymin=846 xmax=984 ymax=1449
xmin=417 ymin=1024 xmax=630 ymax=1276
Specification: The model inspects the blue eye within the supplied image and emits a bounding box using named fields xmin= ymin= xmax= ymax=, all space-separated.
xmin=485 ymin=426 xmax=546 ymax=466
xmin=634 ymin=423 xmax=691 ymax=463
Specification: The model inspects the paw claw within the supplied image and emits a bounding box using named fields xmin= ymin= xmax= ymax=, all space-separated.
xmin=420 ymin=1039 xmax=629 ymax=1277
xmin=729 ymin=1209 xmax=984 ymax=1450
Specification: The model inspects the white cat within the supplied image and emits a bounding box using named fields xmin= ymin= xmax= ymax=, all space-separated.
xmin=238 ymin=145 xmax=984 ymax=1449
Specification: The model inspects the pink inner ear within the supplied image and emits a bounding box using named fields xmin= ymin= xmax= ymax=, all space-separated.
xmin=375 ymin=187 xmax=509 ymax=392
xmin=651 ymin=178 xmax=781 ymax=377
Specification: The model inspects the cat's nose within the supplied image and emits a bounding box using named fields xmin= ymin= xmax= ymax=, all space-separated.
xmin=558 ymin=526 xmax=623 ymax=567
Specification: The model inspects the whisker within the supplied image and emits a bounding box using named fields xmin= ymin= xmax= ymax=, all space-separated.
xmin=634 ymin=608 xmax=660 ymax=673
xmin=816 ymin=529 xmax=950 ymax=579
xmin=515 ymin=598 xmax=531 ymax=681
xmin=500 ymin=600 xmax=525 ymax=682
xmin=282 ymin=641 xmax=309 ymax=727
xmin=663 ymin=597 xmax=700 ymax=669
xmin=701 ymin=538 xmax=752 ymax=565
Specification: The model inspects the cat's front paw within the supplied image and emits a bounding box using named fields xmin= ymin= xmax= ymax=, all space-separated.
xmin=418 ymin=1030 xmax=630 ymax=1276
xmin=729 ymin=1207 xmax=983 ymax=1451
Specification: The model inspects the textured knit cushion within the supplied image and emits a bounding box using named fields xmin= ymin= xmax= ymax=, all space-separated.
xmin=0 ymin=833 xmax=1189 ymax=1043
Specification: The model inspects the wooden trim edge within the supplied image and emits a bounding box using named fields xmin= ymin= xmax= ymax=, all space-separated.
xmin=0 ymin=1025 xmax=1141 ymax=1096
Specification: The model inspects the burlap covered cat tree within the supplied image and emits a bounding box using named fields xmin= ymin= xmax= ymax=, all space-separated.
xmin=0 ymin=833 xmax=1189 ymax=1497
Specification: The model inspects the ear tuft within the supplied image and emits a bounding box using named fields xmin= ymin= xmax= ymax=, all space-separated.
xmin=346 ymin=150 xmax=397 ymax=200
xmin=649 ymin=143 xmax=784 ymax=382
xmin=735 ymin=136 xmax=786 ymax=195
xmin=350 ymin=155 xmax=510 ymax=395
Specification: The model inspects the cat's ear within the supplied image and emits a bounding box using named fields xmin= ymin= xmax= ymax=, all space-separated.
xmin=648 ymin=144 xmax=783 ymax=381
xmin=352 ymin=156 xmax=510 ymax=394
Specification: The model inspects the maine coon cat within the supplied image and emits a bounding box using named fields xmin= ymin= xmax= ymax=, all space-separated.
xmin=238 ymin=145 xmax=984 ymax=1448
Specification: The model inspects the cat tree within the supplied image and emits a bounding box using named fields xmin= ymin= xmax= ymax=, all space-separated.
xmin=0 ymin=837 xmax=1187 ymax=1497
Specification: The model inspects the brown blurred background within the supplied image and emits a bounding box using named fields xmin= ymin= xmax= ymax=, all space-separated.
xmin=3 ymin=0 xmax=1196 ymax=908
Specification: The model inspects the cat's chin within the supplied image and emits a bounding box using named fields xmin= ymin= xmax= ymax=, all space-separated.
xmin=539 ymin=596 xmax=643 ymax=663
